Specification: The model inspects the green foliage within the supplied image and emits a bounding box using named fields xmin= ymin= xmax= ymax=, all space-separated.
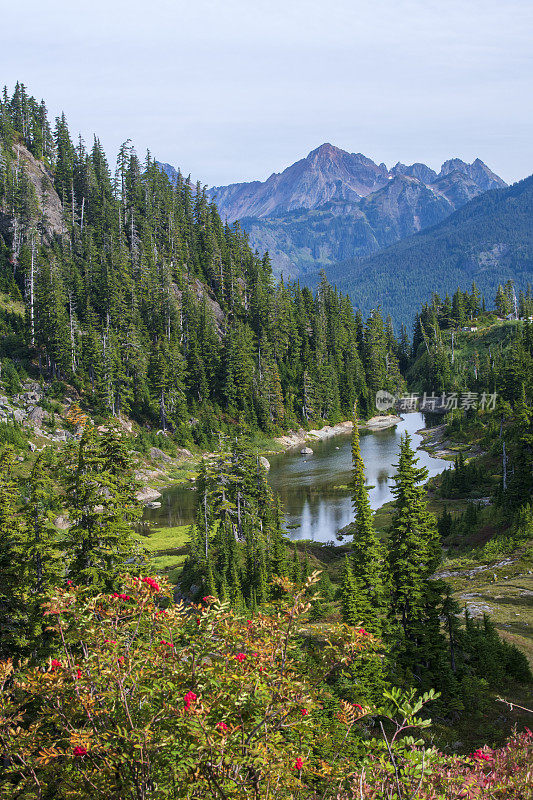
xmin=182 ymin=434 xmax=291 ymax=606
xmin=61 ymin=425 xmax=144 ymax=590
xmin=0 ymin=419 xmax=28 ymax=449
xmin=328 ymin=174 xmax=533 ymax=326
xmin=350 ymin=405 xmax=384 ymax=632
xmin=0 ymin=573 xmax=380 ymax=799
xmin=440 ymin=452 xmax=483 ymax=498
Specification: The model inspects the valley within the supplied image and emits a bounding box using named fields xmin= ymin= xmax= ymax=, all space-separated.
xmin=0 ymin=81 xmax=531 ymax=799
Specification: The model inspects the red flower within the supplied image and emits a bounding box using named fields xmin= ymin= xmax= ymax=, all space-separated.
xmin=76 ymin=667 xmax=82 ymax=680
xmin=66 ymin=580 xmax=73 ymax=586
xmin=184 ymin=691 xmax=197 ymax=710
xmin=235 ymin=652 xmax=246 ymax=663
xmin=354 ymin=703 xmax=363 ymax=711
xmin=104 ymin=639 xmax=117 ymax=645
xmin=117 ymin=656 xmax=125 ymax=664
xmin=294 ymin=757 xmax=303 ymax=771
xmin=216 ymin=722 xmax=229 ymax=731
xmin=357 ymin=628 xmax=368 ymax=636
xmin=301 ymin=708 xmax=308 ymax=716
xmin=247 ymin=620 xmax=252 ymax=626
xmin=73 ymin=746 xmax=87 ymax=757
xmin=472 ymin=748 xmax=494 ymax=762
xmin=251 ymin=652 xmax=259 ymax=657
xmin=202 ymin=595 xmax=215 ymax=604
xmin=50 ymin=659 xmax=62 ymax=671
xmin=141 ymin=577 xmax=160 ymax=592
xmin=196 ymin=618 xmax=201 ymax=625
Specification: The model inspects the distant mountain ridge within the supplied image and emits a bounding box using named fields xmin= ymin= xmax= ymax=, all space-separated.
xmin=325 ymin=173 xmax=533 ymax=326
xmin=206 ymin=144 xmax=505 ymax=222
xmin=158 ymin=144 xmax=506 ymax=279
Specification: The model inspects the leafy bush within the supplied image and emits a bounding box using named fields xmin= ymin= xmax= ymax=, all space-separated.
xmin=0 ymin=573 xmax=375 ymax=799
xmin=340 ymin=727 xmax=533 ymax=799
xmin=1 ymin=575 xmax=531 ymax=798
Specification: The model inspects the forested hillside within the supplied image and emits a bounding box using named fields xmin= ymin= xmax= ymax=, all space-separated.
xmin=1 ymin=83 xmax=532 ymax=800
xmin=326 ymin=175 xmax=533 ymax=325
xmin=0 ymin=84 xmax=404 ymax=445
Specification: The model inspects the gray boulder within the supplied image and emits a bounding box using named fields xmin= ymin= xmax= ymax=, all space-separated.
xmin=149 ymin=446 xmax=173 ymax=463
xmin=27 ymin=405 xmax=47 ymax=427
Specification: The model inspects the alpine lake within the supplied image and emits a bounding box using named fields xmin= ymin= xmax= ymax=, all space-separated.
xmin=143 ymin=412 xmax=449 ymax=545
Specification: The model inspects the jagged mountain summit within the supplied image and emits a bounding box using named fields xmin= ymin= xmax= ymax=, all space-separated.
xmin=207 ymin=144 xmax=392 ymax=220
xmin=205 ymin=144 xmax=504 ymax=224
xmin=159 ymin=144 xmax=506 ymax=279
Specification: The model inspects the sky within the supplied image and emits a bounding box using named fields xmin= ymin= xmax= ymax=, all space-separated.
xmin=2 ymin=0 xmax=532 ymax=187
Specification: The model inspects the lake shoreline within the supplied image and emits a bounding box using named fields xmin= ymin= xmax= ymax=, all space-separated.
xmin=136 ymin=415 xmax=403 ymax=504
xmin=273 ymin=414 xmax=402 ymax=451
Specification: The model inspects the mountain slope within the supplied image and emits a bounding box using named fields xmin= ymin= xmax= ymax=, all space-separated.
xmin=326 ymin=175 xmax=533 ymax=326
xmin=0 ymin=83 xmax=408 ymax=448
xmin=192 ymin=145 xmax=507 ymax=279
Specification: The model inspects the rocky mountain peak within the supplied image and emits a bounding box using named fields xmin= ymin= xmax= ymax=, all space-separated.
xmin=390 ymin=161 xmax=438 ymax=185
xmin=158 ymin=147 xmax=508 ymax=277
xmin=438 ymin=158 xmax=505 ymax=192
xmin=307 ymin=142 xmax=340 ymax=160
xmin=199 ymin=146 xmax=506 ymax=226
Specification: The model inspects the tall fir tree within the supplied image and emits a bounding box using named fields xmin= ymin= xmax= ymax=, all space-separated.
xmin=350 ymin=404 xmax=384 ymax=633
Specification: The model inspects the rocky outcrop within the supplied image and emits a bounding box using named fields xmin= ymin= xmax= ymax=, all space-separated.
xmin=149 ymin=446 xmax=173 ymax=463
xmin=16 ymin=143 xmax=63 ymax=241
xmin=365 ymin=415 xmax=402 ymax=429
xmin=136 ymin=486 xmax=163 ymax=503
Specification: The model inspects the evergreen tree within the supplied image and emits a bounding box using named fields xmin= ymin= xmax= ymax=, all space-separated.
xmin=0 ymin=446 xmax=28 ymax=656
xmin=62 ymin=425 xmax=142 ymax=590
xmin=387 ymin=433 xmax=443 ymax=678
xmin=350 ymin=404 xmax=384 ymax=632
xmin=340 ymin=558 xmax=360 ymax=626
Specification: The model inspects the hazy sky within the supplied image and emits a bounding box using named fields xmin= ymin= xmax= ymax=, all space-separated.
xmin=2 ymin=0 xmax=532 ymax=186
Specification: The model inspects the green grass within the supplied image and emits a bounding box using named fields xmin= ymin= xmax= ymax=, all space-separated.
xmin=158 ymin=463 xmax=199 ymax=484
xmin=138 ymin=524 xmax=189 ymax=553
xmin=441 ymin=543 xmax=533 ymax=667
xmin=136 ymin=524 xmax=190 ymax=582
xmin=248 ymin=430 xmax=285 ymax=453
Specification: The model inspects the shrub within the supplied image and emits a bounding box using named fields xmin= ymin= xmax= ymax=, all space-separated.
xmin=0 ymin=573 xmax=374 ymax=799
xmin=340 ymin=727 xmax=533 ymax=799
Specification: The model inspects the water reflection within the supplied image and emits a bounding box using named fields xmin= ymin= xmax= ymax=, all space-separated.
xmin=143 ymin=412 xmax=448 ymax=545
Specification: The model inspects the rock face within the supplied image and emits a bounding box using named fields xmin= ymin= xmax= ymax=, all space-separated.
xmin=208 ymin=144 xmax=391 ymax=220
xmin=259 ymin=456 xmax=270 ymax=471
xmin=0 ymin=143 xmax=63 ymax=247
xmin=149 ymin=447 xmax=173 ymax=463
xmin=159 ymin=144 xmax=505 ymax=280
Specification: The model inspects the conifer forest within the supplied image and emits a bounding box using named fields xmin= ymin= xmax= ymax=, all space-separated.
xmin=0 ymin=80 xmax=532 ymax=800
